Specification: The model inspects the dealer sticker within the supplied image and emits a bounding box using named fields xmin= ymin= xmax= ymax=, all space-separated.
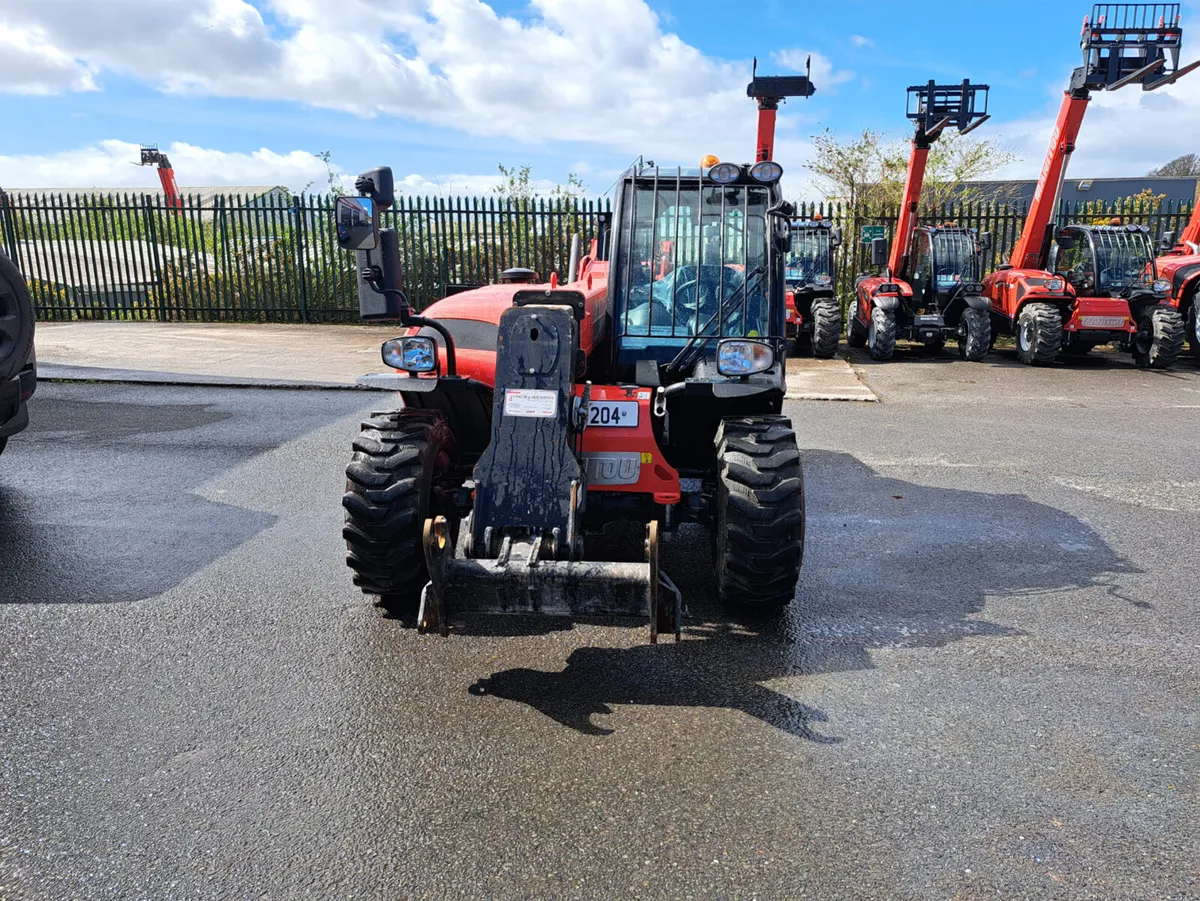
xmin=1080 ymin=316 xmax=1127 ymax=329
xmin=504 ymin=388 xmax=558 ymax=418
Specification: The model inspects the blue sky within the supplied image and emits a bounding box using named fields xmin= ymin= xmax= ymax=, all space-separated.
xmin=2 ymin=0 xmax=1198 ymax=198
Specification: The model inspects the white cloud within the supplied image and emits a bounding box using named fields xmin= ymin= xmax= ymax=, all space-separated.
xmin=850 ymin=35 xmax=874 ymax=48
xmin=0 ymin=0 xmax=764 ymax=161
xmin=0 ymin=23 xmax=96 ymax=94
xmin=0 ymin=140 xmax=339 ymax=192
xmin=772 ymin=49 xmax=855 ymax=90
xmin=989 ymin=72 xmax=1200 ymax=180
xmin=0 ymin=139 xmax=578 ymax=197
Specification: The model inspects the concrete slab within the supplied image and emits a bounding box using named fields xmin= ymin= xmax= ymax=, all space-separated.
xmin=34 ymin=322 xmax=878 ymax=401
xmin=35 ymin=322 xmax=393 ymax=387
xmin=785 ymin=355 xmax=878 ymax=402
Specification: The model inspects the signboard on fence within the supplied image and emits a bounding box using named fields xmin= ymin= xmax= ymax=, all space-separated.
xmin=860 ymin=225 xmax=885 ymax=244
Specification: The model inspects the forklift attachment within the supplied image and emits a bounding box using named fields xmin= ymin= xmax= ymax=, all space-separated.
xmin=1079 ymin=4 xmax=1195 ymax=91
xmin=419 ymin=517 xmax=682 ymax=642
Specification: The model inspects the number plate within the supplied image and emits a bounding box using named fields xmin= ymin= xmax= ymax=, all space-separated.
xmin=1080 ymin=316 xmax=1127 ymax=329
xmin=587 ymin=401 xmax=639 ymax=428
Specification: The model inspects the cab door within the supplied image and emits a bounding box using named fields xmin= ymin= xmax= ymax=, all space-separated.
xmin=909 ymin=230 xmax=935 ymax=310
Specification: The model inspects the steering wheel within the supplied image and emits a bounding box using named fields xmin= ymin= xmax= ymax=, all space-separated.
xmin=1099 ymin=267 xmax=1126 ymax=284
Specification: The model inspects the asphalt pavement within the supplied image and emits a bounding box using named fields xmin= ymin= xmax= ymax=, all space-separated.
xmin=2 ymin=346 xmax=1198 ymax=900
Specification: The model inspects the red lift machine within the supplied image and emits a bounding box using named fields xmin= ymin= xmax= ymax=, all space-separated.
xmin=984 ymin=4 xmax=1198 ymax=367
xmin=849 ymin=80 xmax=992 ymax=361
xmin=1154 ymin=200 xmax=1200 ymax=362
xmin=138 ymin=145 xmax=183 ymax=209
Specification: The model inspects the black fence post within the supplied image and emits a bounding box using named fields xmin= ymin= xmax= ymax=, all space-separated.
xmin=292 ymin=193 xmax=310 ymax=323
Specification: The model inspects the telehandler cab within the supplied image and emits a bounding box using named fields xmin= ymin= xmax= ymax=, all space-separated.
xmin=336 ymin=68 xmax=814 ymax=641
xmin=1153 ymin=202 xmax=1200 ymax=363
xmin=849 ymin=80 xmax=993 ymax=361
xmin=784 ymin=217 xmax=842 ymax=357
xmin=984 ymin=4 xmax=1197 ymax=367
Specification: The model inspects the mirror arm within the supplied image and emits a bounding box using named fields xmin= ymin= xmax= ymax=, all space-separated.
xmin=361 ymin=271 xmax=458 ymax=376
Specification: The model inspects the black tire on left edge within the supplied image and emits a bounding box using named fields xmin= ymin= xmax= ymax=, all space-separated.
xmin=0 ymin=251 xmax=36 ymax=382
xmin=714 ymin=416 xmax=805 ymax=609
xmin=343 ymin=410 xmax=456 ymax=616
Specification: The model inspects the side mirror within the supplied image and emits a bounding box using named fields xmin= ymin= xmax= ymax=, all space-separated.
xmin=978 ymin=231 xmax=993 ymax=251
xmin=870 ymin=237 xmax=889 ymax=268
xmin=335 ymin=196 xmax=378 ymax=251
xmin=831 ymin=226 xmax=843 ymax=248
xmin=1056 ymin=232 xmax=1076 ymax=251
xmin=1159 ymin=230 xmax=1177 ymax=252
xmin=353 ymin=167 xmax=395 ymax=209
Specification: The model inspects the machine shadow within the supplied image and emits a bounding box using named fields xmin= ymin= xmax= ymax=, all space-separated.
xmin=0 ymin=392 xmax=288 ymax=604
xmin=470 ymin=449 xmax=1138 ymax=738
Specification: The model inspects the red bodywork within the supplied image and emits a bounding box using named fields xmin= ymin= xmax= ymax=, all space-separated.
xmin=1155 ymin=204 xmax=1200 ymax=323
xmin=388 ymin=250 xmax=681 ymax=501
xmin=983 ymin=93 xmax=1095 ymax=332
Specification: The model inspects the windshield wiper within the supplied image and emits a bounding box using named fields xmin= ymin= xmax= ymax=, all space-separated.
xmin=666 ymin=266 xmax=766 ymax=375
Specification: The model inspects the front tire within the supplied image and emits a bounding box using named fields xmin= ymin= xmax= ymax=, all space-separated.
xmin=343 ymin=410 xmax=457 ymax=615
xmin=715 ymin=416 xmax=805 ymax=609
xmin=847 ymin=299 xmax=868 ymax=348
xmin=1187 ymin=301 xmax=1199 ymax=363
xmin=1015 ymin=302 xmax=1061 ymax=366
xmin=867 ymin=307 xmax=897 ymax=361
xmin=1132 ymin=305 xmax=1185 ymax=369
xmin=810 ymin=298 xmax=841 ymax=358
xmin=957 ymin=308 xmax=991 ymax=362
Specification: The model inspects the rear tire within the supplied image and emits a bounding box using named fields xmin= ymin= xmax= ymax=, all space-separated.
xmin=1015 ymin=302 xmax=1061 ymax=366
xmin=847 ymin=299 xmax=868 ymax=348
xmin=0 ymin=437 xmax=7 ymax=457
xmin=715 ymin=416 xmax=805 ymax=609
xmin=343 ymin=410 xmax=457 ymax=615
xmin=957 ymin=308 xmax=990 ymax=362
xmin=1132 ymin=305 xmax=1185 ymax=369
xmin=867 ymin=307 xmax=896 ymax=361
xmin=810 ymin=298 xmax=841 ymax=358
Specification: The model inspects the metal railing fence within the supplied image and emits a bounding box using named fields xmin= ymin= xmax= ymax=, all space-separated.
xmin=0 ymin=189 xmax=1191 ymax=321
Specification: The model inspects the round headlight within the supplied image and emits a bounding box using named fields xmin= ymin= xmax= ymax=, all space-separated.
xmin=717 ymin=339 xmax=774 ymax=376
xmin=1153 ymin=278 xmax=1171 ymax=295
xmin=749 ymin=160 xmax=783 ymax=183
xmin=1046 ymin=277 xmax=1065 ymax=292
xmin=708 ymin=162 xmax=742 ymax=184
xmin=382 ymin=335 xmax=437 ymax=373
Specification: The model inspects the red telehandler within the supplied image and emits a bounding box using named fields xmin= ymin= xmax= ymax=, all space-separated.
xmin=1154 ymin=201 xmax=1200 ymax=362
xmin=849 ymin=80 xmax=992 ymax=361
xmin=985 ymin=4 xmax=1198 ymax=367
xmin=138 ymin=145 xmax=183 ymax=210
xmin=333 ymin=67 xmax=815 ymax=641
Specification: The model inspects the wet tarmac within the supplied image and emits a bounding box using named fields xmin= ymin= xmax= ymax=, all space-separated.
xmin=2 ymin=349 xmax=1198 ymax=899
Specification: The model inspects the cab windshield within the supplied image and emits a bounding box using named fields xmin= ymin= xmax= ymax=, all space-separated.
xmin=616 ymin=179 xmax=771 ymax=339
xmin=1091 ymin=229 xmax=1155 ymax=291
xmin=786 ymin=227 xmax=832 ymax=285
xmin=931 ymin=230 xmax=980 ymax=288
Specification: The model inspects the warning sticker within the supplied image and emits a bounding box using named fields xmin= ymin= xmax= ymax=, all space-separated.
xmin=504 ymin=388 xmax=558 ymax=418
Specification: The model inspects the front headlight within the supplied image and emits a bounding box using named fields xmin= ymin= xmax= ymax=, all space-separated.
xmin=813 ymin=274 xmax=832 ymax=286
xmin=1046 ymin=277 xmax=1065 ymax=292
xmin=382 ymin=336 xmax=437 ymax=372
xmin=717 ymin=339 xmax=774 ymax=376
xmin=749 ymin=160 xmax=783 ymax=183
xmin=708 ymin=162 xmax=741 ymax=184
xmin=1153 ymin=278 xmax=1170 ymax=295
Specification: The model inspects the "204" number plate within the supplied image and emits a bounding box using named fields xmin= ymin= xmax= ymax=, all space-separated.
xmin=587 ymin=400 xmax=639 ymax=428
